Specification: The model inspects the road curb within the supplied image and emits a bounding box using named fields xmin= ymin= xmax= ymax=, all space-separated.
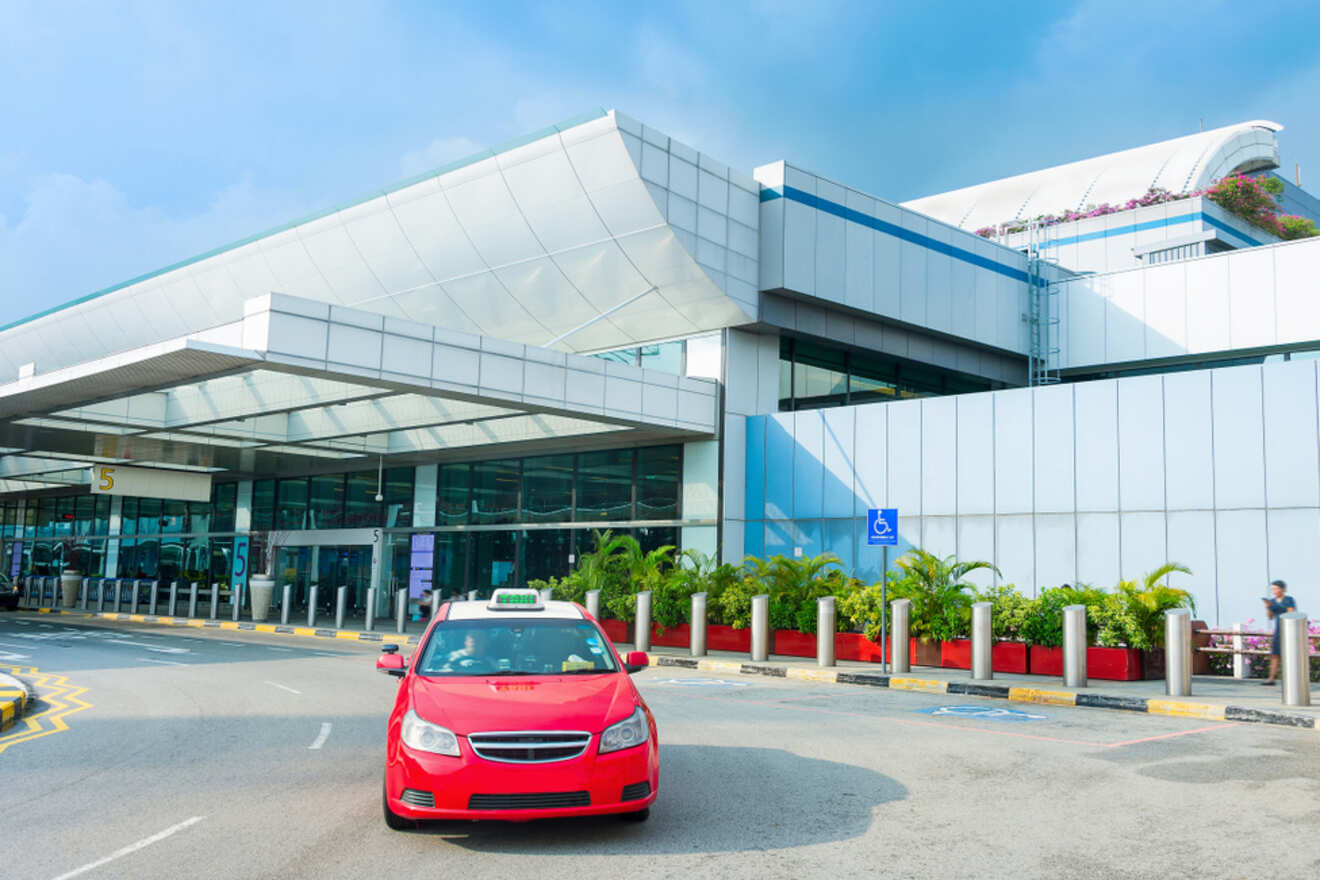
xmin=27 ymin=608 xmax=423 ymax=648
xmin=0 ymin=670 xmax=31 ymax=732
xmin=648 ymin=656 xmax=1317 ymax=731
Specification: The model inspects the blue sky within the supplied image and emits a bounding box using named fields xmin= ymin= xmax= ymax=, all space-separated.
xmin=3 ymin=0 xmax=1319 ymax=326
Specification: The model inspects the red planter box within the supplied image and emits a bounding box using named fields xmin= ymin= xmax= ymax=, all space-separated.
xmin=941 ymin=639 xmax=972 ymax=669
xmin=1030 ymin=645 xmax=1063 ymax=676
xmin=938 ymin=640 xmax=1031 ymax=674
xmin=706 ymin=624 xmax=751 ymax=653
xmin=835 ymin=632 xmax=886 ymax=663
xmin=1027 ymin=644 xmax=1142 ymax=680
xmin=599 ymin=618 xmax=628 ymax=644
xmin=650 ymin=623 xmax=689 ymax=648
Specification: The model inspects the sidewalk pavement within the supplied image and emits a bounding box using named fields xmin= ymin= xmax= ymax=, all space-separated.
xmin=633 ymin=644 xmax=1320 ymax=731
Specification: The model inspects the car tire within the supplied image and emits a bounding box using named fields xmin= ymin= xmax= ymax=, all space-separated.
xmin=383 ymin=786 xmax=415 ymax=831
xmin=619 ymin=807 xmax=650 ymax=822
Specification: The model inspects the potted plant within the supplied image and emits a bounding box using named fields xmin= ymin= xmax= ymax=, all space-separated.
xmin=248 ymin=530 xmax=288 ymax=622
xmin=1092 ymin=563 xmax=1193 ymax=680
xmin=57 ymin=536 xmax=83 ymax=608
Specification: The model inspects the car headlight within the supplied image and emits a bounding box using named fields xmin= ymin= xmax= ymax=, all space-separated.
xmin=598 ymin=707 xmax=649 ymax=754
xmin=400 ymin=709 xmax=460 ymax=756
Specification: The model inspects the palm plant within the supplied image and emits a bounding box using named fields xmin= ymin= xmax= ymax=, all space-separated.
xmin=1100 ymin=563 xmax=1194 ymax=649
xmin=891 ymin=549 xmax=999 ymax=643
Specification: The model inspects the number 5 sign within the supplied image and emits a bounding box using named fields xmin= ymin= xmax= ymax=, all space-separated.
xmin=232 ymin=536 xmax=250 ymax=595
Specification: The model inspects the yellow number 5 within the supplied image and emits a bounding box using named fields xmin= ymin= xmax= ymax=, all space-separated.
xmin=98 ymin=467 xmax=115 ymax=492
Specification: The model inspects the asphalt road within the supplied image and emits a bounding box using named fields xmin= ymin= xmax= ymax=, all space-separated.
xmin=2 ymin=613 xmax=1317 ymax=880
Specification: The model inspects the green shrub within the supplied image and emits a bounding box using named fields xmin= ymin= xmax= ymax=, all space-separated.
xmin=976 ymin=584 xmax=1032 ymax=641
xmin=718 ymin=553 xmax=849 ymax=633
xmin=1018 ymin=584 xmax=1106 ymax=646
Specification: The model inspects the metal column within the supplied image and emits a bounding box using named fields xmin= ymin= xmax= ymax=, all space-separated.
xmin=817 ymin=596 xmax=836 ymax=667
xmin=307 ymin=586 xmax=319 ymax=628
xmin=1280 ymin=612 xmax=1312 ymax=707
xmin=147 ymin=579 xmax=158 ymax=615
xmin=210 ymin=583 xmax=220 ymax=620
xmin=96 ymin=579 xmax=106 ymax=613
xmin=429 ymin=590 xmax=440 ymax=621
xmin=395 ymin=589 xmax=407 ymax=635
xmin=364 ymin=588 xmax=376 ymax=631
xmin=188 ymin=582 xmax=198 ymax=619
xmin=585 ymin=589 xmax=601 ymax=620
xmin=634 ymin=591 xmax=652 ymax=652
xmin=891 ymin=598 xmax=911 ymax=674
xmin=168 ymin=581 xmax=178 ymax=617
xmin=281 ymin=585 xmax=292 ymax=625
xmin=690 ymin=592 xmax=708 ymax=657
xmin=1165 ymin=608 xmax=1192 ymax=697
xmin=750 ymin=594 xmax=769 ymax=662
xmin=1063 ymin=604 xmax=1087 ymax=688
xmin=335 ymin=587 xmax=347 ymax=630
xmin=79 ymin=578 xmax=88 ymax=610
xmin=971 ymin=601 xmax=993 ymax=680
xmin=232 ymin=583 xmax=241 ymax=621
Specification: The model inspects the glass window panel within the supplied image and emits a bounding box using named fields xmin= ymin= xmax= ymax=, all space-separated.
xmin=638 ymin=340 xmax=682 ymax=373
xmin=344 ymin=471 xmax=381 ymax=527
xmin=636 ymin=445 xmax=681 ymax=520
xmin=210 ymin=539 xmax=233 ymax=587
xmin=779 ymin=357 xmax=793 ymax=409
xmin=251 ymin=480 xmax=275 ymax=532
xmin=471 ymin=460 xmax=520 ymax=525
xmin=576 ymin=449 xmax=634 ymax=521
xmin=276 ymin=479 xmax=309 ymax=530
xmin=32 ymin=540 xmax=54 ymax=576
xmin=384 ymin=467 xmax=413 ymax=529
xmin=74 ymin=496 xmax=95 ymax=536
xmin=309 ymin=474 xmax=345 ymax=529
xmin=521 ymin=455 xmax=574 ymax=523
xmin=187 ymin=499 xmax=211 ymax=535
xmin=594 ymin=347 xmax=638 ymax=366
xmin=138 ymin=498 xmax=162 ymax=535
xmin=183 ymin=537 xmax=210 ymax=583
xmin=436 ymin=464 xmax=471 ymax=526
xmin=213 ymin=483 xmax=237 ymax=533
xmin=159 ymin=536 xmax=184 ymax=583
xmin=24 ymin=504 xmax=36 ymax=539
xmin=94 ymin=496 xmax=111 ymax=536
xmin=470 ymin=530 xmax=517 ymax=596
xmin=520 ymin=529 xmax=574 ymax=585
xmin=634 ymin=525 xmax=679 ymax=556
xmin=431 ymin=533 xmax=466 ymax=600
xmin=85 ymin=539 xmax=106 ymax=578
xmin=120 ymin=497 xmax=138 ymax=535
xmin=54 ymin=497 xmax=74 ymax=536
xmin=161 ymin=499 xmax=186 ymax=534
xmin=131 ymin=538 xmax=160 ymax=579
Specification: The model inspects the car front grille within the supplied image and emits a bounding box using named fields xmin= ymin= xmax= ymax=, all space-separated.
xmin=620 ymin=781 xmax=652 ymax=802
xmin=400 ymin=789 xmax=435 ymax=808
xmin=468 ymin=730 xmax=591 ymax=763
xmin=468 ymin=791 xmax=591 ymax=810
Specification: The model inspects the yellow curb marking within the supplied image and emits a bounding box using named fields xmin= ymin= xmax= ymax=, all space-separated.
xmin=0 ymin=665 xmax=92 ymax=755
xmin=1008 ymin=687 xmax=1078 ymax=707
xmin=786 ymin=667 xmax=840 ymax=683
xmin=889 ymin=677 xmax=948 ymax=694
xmin=1146 ymin=699 xmax=1227 ymax=721
xmin=697 ymin=660 xmax=745 ymax=675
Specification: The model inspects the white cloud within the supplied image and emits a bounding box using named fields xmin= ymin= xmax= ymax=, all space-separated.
xmin=399 ymin=136 xmax=485 ymax=178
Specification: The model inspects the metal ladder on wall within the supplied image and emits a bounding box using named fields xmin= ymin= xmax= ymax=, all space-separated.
xmin=1026 ymin=220 xmax=1060 ymax=386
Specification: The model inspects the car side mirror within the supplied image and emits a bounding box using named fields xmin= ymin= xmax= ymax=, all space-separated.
xmin=377 ymin=652 xmax=406 ymax=677
xmin=624 ymin=651 xmax=649 ymax=674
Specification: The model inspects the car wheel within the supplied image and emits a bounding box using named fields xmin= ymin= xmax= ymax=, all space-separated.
xmin=383 ymin=786 xmax=415 ymax=831
xmin=619 ymin=807 xmax=650 ymax=822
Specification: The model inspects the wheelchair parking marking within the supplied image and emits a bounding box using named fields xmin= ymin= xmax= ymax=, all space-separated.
xmin=922 ymin=705 xmax=1048 ymax=722
xmin=654 ymin=677 xmax=750 ymax=688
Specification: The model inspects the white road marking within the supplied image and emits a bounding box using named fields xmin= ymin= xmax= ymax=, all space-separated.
xmin=220 ymin=642 xmax=246 ymax=647
xmin=313 ymin=652 xmax=341 ymax=658
xmin=137 ymin=657 xmax=188 ymax=666
xmin=268 ymin=646 xmax=293 ymax=652
xmin=308 ymin=722 xmax=332 ymax=750
xmin=49 ymin=815 xmax=206 ymax=880
xmin=264 ymin=680 xmax=302 ymax=695
xmin=0 ymin=650 xmax=29 ymax=661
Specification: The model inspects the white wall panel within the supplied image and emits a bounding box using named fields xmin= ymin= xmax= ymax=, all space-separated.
xmin=887 ymin=401 xmax=922 ymax=514
xmin=1035 ymin=514 xmax=1076 ymax=589
xmin=1265 ymin=507 xmax=1320 ymax=622
xmin=898 ymin=240 xmax=926 ymax=326
xmin=874 ymin=229 xmax=901 ymax=317
xmin=1228 ymin=248 xmax=1275 ymax=350
xmin=1164 ymin=510 xmax=1218 ymax=624
xmin=1261 ymin=361 xmax=1319 ymax=509
xmin=1066 ymin=280 xmax=1106 ymax=366
xmin=1119 ymin=511 xmax=1166 ymax=582
xmin=1074 ymin=380 xmax=1119 ymax=512
xmin=1106 ymin=272 xmax=1145 ymax=363
xmin=783 ymin=199 xmax=816 ymax=295
xmin=1032 ymin=384 xmax=1074 ymax=513
xmin=1162 ymin=371 xmax=1214 ymax=510
xmin=1211 ymin=366 xmax=1266 ymax=509
xmin=957 ymin=516 xmax=996 ymax=588
xmin=922 ymin=516 xmax=958 ymax=561
xmin=921 ymin=398 xmax=957 ymax=515
xmin=792 ymin=410 xmax=824 ymax=519
xmin=853 ymin=404 xmax=885 ymax=515
xmin=1215 ymin=509 xmax=1268 ymax=628
xmin=993 ymin=390 xmax=1033 ymax=514
xmin=956 ymin=393 xmax=995 ymax=515
xmin=821 ymin=408 xmax=856 ymax=519
xmin=844 ymin=189 xmax=875 ymax=311
xmin=1117 ymin=376 xmax=1165 ymax=511
xmin=1183 ymin=254 xmax=1231 ymax=355
xmin=995 ymin=515 xmax=1035 ymax=595
xmin=1075 ymin=512 xmax=1120 ymax=589
xmin=1274 ymin=241 xmax=1320 ymax=344
xmin=1142 ymin=262 xmax=1187 ymax=359
xmin=814 ymin=183 xmax=846 ymax=303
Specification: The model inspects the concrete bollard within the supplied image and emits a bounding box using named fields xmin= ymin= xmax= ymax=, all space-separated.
xmin=79 ymin=578 xmax=89 ymax=610
xmin=585 ymin=589 xmax=601 ymax=620
xmin=365 ymin=588 xmax=377 ymax=631
xmin=335 ymin=586 xmax=347 ymax=630
xmin=691 ymin=592 xmax=708 ymax=657
xmin=1063 ymin=604 xmax=1087 ymax=688
xmin=891 ymin=598 xmax=911 ymax=674
xmin=634 ymin=590 xmax=652 ymax=652
xmin=1165 ymin=609 xmax=1192 ymax=697
xmin=750 ymin=594 xmax=770 ymax=662
xmin=1232 ymin=622 xmax=1246 ymax=679
xmin=281 ymin=584 xmax=292 ymax=625
xmin=971 ymin=601 xmax=993 ymax=680
xmin=1280 ymin=612 xmax=1312 ymax=707
xmin=168 ymin=580 xmax=178 ymax=617
xmin=188 ymin=582 xmax=198 ymax=619
xmin=210 ymin=583 xmax=220 ymax=620
xmin=307 ymin=585 xmax=319 ymax=628
xmin=396 ymin=588 xmax=407 ymax=635
xmin=817 ymin=596 xmax=836 ymax=667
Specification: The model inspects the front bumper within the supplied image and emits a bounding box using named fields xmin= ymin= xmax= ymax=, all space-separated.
xmin=385 ymin=735 xmax=659 ymax=821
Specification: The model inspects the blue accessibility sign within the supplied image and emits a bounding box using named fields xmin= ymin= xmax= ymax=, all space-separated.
xmin=866 ymin=508 xmax=898 ymax=546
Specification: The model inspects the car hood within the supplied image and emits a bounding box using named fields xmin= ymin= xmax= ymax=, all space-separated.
xmin=408 ymin=673 xmax=637 ymax=735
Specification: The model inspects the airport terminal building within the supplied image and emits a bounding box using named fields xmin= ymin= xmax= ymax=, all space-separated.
xmin=2 ymin=111 xmax=1318 ymax=628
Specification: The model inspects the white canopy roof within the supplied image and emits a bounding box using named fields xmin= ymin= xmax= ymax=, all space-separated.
xmin=903 ymin=120 xmax=1282 ymax=231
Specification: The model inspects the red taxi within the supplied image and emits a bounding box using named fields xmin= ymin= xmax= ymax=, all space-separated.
xmin=377 ymin=588 xmax=658 ymax=828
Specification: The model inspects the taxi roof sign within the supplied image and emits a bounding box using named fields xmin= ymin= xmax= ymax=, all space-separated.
xmin=487 ymin=588 xmax=545 ymax=611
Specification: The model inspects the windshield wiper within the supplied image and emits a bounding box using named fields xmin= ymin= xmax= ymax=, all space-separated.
xmin=558 ymin=668 xmax=611 ymax=674
xmin=481 ymin=669 xmax=541 ymax=676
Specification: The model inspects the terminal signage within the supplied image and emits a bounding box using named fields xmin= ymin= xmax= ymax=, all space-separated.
xmin=866 ymin=508 xmax=898 ymax=546
xmin=89 ymin=464 xmax=213 ymax=503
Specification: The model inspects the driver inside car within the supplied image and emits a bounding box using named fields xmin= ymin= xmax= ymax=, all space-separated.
xmin=443 ymin=630 xmax=489 ymax=669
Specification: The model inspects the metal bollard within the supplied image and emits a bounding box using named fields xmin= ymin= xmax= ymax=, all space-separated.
xmin=307 ymin=586 xmax=319 ymax=628
xmin=188 ymin=582 xmax=198 ymax=619
xmin=396 ymin=588 xmax=407 ymax=635
xmin=96 ymin=578 xmax=106 ymax=612
xmin=891 ymin=598 xmax=911 ymax=673
xmin=971 ymin=601 xmax=993 ymax=680
xmin=148 ymin=579 xmax=158 ymax=616
xmin=537 ymin=588 xmax=553 ymax=602
xmin=335 ymin=586 xmax=347 ymax=630
xmin=168 ymin=581 xmax=178 ymax=617
xmin=281 ymin=584 xmax=292 ymax=625
xmin=817 ymin=596 xmax=836 ymax=667
xmin=1280 ymin=612 xmax=1312 ymax=707
xmin=365 ymin=588 xmax=376 ymax=631
xmin=210 ymin=583 xmax=220 ymax=620
xmin=232 ymin=583 xmax=241 ymax=621
xmin=634 ymin=590 xmax=652 ymax=652
xmin=750 ymin=594 xmax=769 ymax=662
xmin=1165 ymin=608 xmax=1192 ymax=697
xmin=430 ymin=590 xmax=441 ymax=620
xmin=80 ymin=578 xmax=89 ymax=610
xmin=691 ymin=592 xmax=708 ymax=657
xmin=48 ymin=576 xmax=58 ymax=609
xmin=585 ymin=589 xmax=601 ymax=620
xmin=1063 ymin=604 xmax=1087 ymax=688
xmin=1232 ymin=622 xmax=1246 ymax=679
xmin=115 ymin=579 xmax=125 ymax=613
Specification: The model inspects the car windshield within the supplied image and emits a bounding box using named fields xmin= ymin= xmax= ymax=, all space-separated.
xmin=416 ymin=618 xmax=619 ymax=677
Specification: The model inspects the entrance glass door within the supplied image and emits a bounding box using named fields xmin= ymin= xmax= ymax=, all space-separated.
xmin=316 ymin=545 xmax=372 ymax=615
